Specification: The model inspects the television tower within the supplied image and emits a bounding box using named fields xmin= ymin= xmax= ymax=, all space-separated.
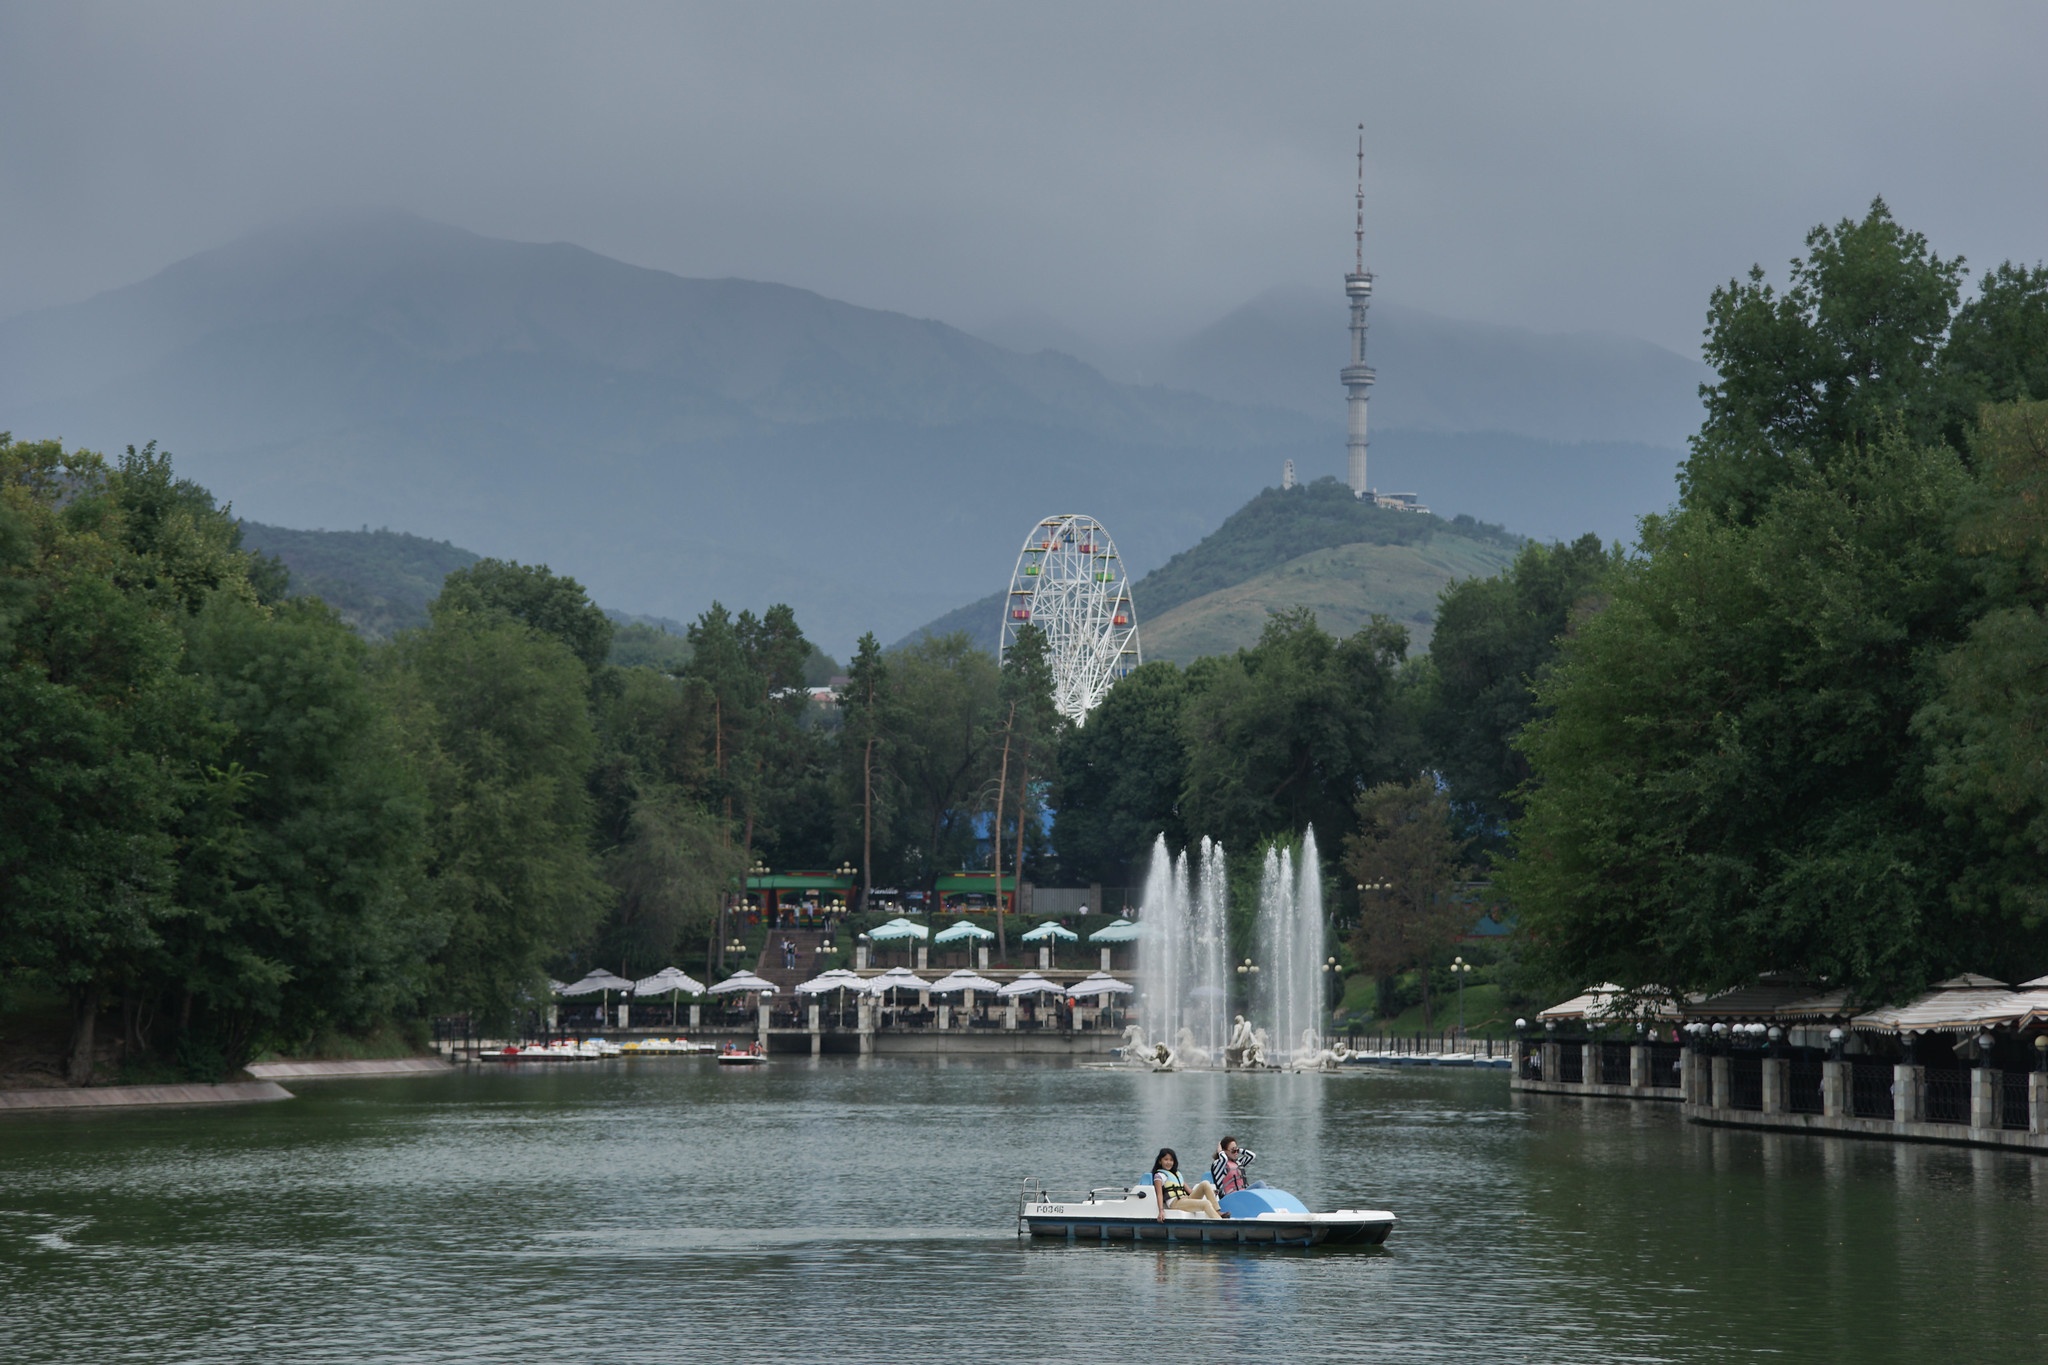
xmin=1343 ymin=124 xmax=1376 ymax=499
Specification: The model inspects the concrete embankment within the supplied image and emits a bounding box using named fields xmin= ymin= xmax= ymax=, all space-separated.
xmin=0 ymin=1081 xmax=293 ymax=1112
xmin=245 ymin=1057 xmax=452 ymax=1080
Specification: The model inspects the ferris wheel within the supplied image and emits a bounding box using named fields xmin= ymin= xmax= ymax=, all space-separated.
xmin=999 ymin=513 xmax=1143 ymax=724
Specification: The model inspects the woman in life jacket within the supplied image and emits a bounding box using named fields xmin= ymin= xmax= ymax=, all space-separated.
xmin=1149 ymin=1148 xmax=1222 ymax=1221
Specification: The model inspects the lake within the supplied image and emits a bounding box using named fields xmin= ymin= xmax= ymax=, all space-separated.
xmin=2 ymin=1058 xmax=2044 ymax=1363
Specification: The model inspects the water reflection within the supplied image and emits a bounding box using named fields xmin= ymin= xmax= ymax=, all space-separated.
xmin=0 ymin=1064 xmax=2042 ymax=1364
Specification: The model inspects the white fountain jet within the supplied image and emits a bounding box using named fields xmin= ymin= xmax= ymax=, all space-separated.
xmin=1134 ymin=834 xmax=1229 ymax=1066
xmin=1257 ymin=827 xmax=1326 ymax=1065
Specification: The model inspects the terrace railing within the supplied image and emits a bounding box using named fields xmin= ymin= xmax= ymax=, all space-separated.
xmin=1787 ymin=1053 xmax=1824 ymax=1114
xmin=1648 ymin=1044 xmax=1683 ymax=1089
xmin=1599 ymin=1043 xmax=1631 ymax=1086
xmin=1728 ymin=1055 xmax=1764 ymax=1111
xmin=1852 ymin=1058 xmax=1894 ymax=1120
xmin=2002 ymin=1071 xmax=2032 ymax=1131
xmin=1924 ymin=1065 xmax=1969 ymax=1125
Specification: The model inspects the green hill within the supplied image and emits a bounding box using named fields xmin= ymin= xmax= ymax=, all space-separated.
xmin=897 ymin=478 xmax=1521 ymax=660
xmin=238 ymin=521 xmax=479 ymax=638
xmin=1134 ymin=478 xmax=1517 ymax=620
xmin=1141 ymin=534 xmax=1516 ymax=663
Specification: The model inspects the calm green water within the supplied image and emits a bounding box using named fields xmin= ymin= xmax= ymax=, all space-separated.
xmin=2 ymin=1059 xmax=2045 ymax=1364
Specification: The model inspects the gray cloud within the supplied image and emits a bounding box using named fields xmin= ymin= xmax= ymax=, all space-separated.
xmin=3 ymin=0 xmax=2045 ymax=355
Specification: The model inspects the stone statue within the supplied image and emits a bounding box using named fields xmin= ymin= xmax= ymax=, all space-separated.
xmin=1173 ymin=1025 xmax=1212 ymax=1069
xmin=1223 ymin=1014 xmax=1257 ymax=1069
xmin=1148 ymin=1041 xmax=1181 ymax=1072
xmin=1120 ymin=1023 xmax=1153 ymax=1068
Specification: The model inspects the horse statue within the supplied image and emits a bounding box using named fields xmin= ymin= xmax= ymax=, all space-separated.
xmin=1173 ymin=1025 xmax=1213 ymax=1069
xmin=1119 ymin=1023 xmax=1154 ymax=1068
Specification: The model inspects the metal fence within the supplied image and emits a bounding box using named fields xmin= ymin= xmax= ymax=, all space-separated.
xmin=1560 ymin=1045 xmax=1584 ymax=1084
xmin=2002 ymin=1070 xmax=2032 ymax=1131
xmin=1728 ymin=1055 xmax=1764 ymax=1111
xmin=1852 ymin=1058 xmax=1894 ymax=1120
xmin=1599 ymin=1043 xmax=1631 ymax=1086
xmin=1787 ymin=1053 xmax=1824 ymax=1114
xmin=1649 ymin=1044 xmax=1682 ymax=1089
xmin=1924 ymin=1065 xmax=1969 ymax=1125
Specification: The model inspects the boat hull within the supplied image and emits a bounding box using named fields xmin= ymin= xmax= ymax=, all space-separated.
xmin=1019 ymin=1190 xmax=1394 ymax=1248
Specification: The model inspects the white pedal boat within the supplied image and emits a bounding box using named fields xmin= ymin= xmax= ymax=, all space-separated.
xmin=715 ymin=1051 xmax=768 ymax=1066
xmin=1019 ymin=1184 xmax=1395 ymax=1247
xmin=481 ymin=1038 xmax=618 ymax=1061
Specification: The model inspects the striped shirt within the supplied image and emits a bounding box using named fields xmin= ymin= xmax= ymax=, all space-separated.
xmin=1211 ymin=1146 xmax=1255 ymax=1195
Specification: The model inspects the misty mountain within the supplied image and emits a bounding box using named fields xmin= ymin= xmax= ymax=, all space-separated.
xmin=2 ymin=213 xmax=1344 ymax=654
xmin=1166 ymin=285 xmax=1710 ymax=449
xmin=3 ymin=214 xmax=1688 ymax=654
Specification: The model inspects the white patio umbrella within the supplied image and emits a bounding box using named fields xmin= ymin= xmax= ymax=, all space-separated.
xmin=559 ymin=968 xmax=636 ymax=1026
xmin=928 ymin=971 xmax=1003 ymax=994
xmin=1020 ymin=921 xmax=1079 ymax=942
xmin=633 ymin=967 xmax=705 ymax=1027
xmin=996 ymin=972 xmax=1065 ymax=997
xmin=1088 ymin=918 xmax=1144 ymax=943
xmin=559 ymin=969 xmax=635 ymax=995
xmin=864 ymin=966 xmax=936 ymax=995
xmin=1066 ymin=972 xmax=1135 ymax=999
xmin=795 ymin=968 xmax=866 ymax=994
xmin=633 ymin=967 xmax=706 ymax=997
xmin=933 ymin=920 xmax=995 ymax=944
xmin=708 ymin=970 xmax=780 ymax=995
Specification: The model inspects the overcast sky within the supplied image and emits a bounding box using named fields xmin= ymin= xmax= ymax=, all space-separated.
xmin=4 ymin=1 xmax=2045 ymax=357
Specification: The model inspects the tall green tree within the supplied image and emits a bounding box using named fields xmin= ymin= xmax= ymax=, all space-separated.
xmin=436 ymin=558 xmax=614 ymax=670
xmin=169 ymin=593 xmax=432 ymax=1063
xmin=990 ymin=624 xmax=1062 ymax=952
xmin=1502 ymin=431 xmax=1979 ymax=1001
xmin=835 ymin=632 xmax=899 ymax=906
xmin=1051 ymin=661 xmax=1189 ymax=885
xmin=1422 ymin=533 xmax=1616 ymax=843
xmin=1687 ymin=198 xmax=1966 ymax=521
xmin=1179 ymin=609 xmax=1414 ymax=853
xmin=1916 ymin=402 xmax=2048 ymax=947
xmin=1345 ymin=776 xmax=1471 ymax=1030
xmin=886 ymin=633 xmax=1001 ymax=891
xmin=393 ymin=605 xmax=610 ymax=1020
xmin=0 ymin=439 xmax=203 ymax=1080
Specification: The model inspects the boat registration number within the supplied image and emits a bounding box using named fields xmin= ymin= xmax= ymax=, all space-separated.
xmin=1032 ymin=1204 xmax=1066 ymax=1214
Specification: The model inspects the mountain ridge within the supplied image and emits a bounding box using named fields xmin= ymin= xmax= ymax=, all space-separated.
xmin=5 ymin=213 xmax=1683 ymax=652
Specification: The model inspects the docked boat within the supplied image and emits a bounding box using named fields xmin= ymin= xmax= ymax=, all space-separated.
xmin=1018 ymin=1183 xmax=1395 ymax=1247
xmin=480 ymin=1038 xmax=619 ymax=1061
xmin=620 ymin=1037 xmax=715 ymax=1055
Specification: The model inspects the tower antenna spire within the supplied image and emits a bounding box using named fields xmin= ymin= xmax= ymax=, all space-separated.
xmin=1355 ymin=122 xmax=1365 ymax=274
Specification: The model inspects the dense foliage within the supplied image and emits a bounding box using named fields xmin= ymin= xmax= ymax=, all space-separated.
xmin=1501 ymin=201 xmax=2048 ymax=1004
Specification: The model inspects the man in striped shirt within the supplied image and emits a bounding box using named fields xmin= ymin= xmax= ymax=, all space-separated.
xmin=1211 ymin=1135 xmax=1257 ymax=1196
